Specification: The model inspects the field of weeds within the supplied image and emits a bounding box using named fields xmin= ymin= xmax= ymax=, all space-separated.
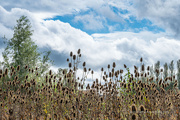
xmin=0 ymin=50 xmax=180 ymax=120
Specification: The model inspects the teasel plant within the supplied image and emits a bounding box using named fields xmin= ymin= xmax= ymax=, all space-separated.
xmin=0 ymin=50 xmax=180 ymax=119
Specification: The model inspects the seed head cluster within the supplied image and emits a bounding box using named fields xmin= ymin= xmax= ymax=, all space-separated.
xmin=0 ymin=50 xmax=180 ymax=119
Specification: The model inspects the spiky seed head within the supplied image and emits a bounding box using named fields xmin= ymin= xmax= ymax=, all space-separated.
xmin=17 ymin=65 xmax=20 ymax=71
xmin=62 ymin=70 xmax=66 ymax=75
xmin=147 ymin=72 xmax=149 ymax=75
xmin=140 ymin=57 xmax=143 ymax=62
xmin=31 ymin=69 xmax=34 ymax=73
xmin=73 ymin=66 xmax=76 ymax=71
xmin=131 ymin=104 xmax=137 ymax=113
xmin=147 ymin=66 xmax=150 ymax=71
xmin=73 ymin=113 xmax=76 ymax=117
xmin=113 ymin=62 xmax=116 ymax=68
xmin=9 ymin=109 xmax=13 ymax=115
xmin=144 ymin=73 xmax=147 ymax=77
xmin=84 ymin=67 xmax=87 ymax=72
xmin=5 ymin=68 xmax=8 ymax=75
xmin=120 ymin=69 xmax=123 ymax=73
xmin=139 ymin=105 xmax=145 ymax=112
xmin=101 ymin=67 xmax=104 ymax=71
xmin=134 ymin=65 xmax=137 ymax=70
xmin=174 ymin=82 xmax=177 ymax=88
xmin=69 ymin=63 xmax=72 ymax=68
xmin=49 ymin=70 xmax=52 ymax=75
xmin=70 ymin=51 xmax=73 ymax=57
xmin=108 ymin=64 xmax=110 ymax=69
xmin=66 ymin=58 xmax=69 ymax=62
xmin=77 ymin=49 xmax=81 ymax=54
xmin=124 ymin=64 xmax=127 ymax=68
xmin=83 ymin=62 xmax=86 ymax=67
xmin=14 ymin=76 xmax=18 ymax=81
xmin=91 ymin=70 xmax=94 ymax=74
xmin=73 ymin=55 xmax=76 ymax=60
xmin=109 ymin=72 xmax=112 ymax=77
xmin=141 ymin=65 xmax=144 ymax=71
xmin=132 ymin=114 xmax=136 ymax=120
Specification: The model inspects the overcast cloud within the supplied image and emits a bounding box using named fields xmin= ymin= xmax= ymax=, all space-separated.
xmin=0 ymin=1 xmax=180 ymax=84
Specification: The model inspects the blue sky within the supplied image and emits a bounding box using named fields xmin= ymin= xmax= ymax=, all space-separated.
xmin=45 ymin=15 xmax=165 ymax=35
xmin=0 ymin=0 xmax=180 ymax=85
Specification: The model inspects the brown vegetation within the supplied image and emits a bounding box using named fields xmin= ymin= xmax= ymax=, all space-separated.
xmin=0 ymin=50 xmax=180 ymax=120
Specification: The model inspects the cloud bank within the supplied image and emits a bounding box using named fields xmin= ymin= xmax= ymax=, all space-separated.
xmin=0 ymin=0 xmax=180 ymax=85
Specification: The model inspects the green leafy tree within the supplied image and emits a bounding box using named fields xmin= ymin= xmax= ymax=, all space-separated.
xmin=169 ymin=60 xmax=174 ymax=78
xmin=154 ymin=61 xmax=160 ymax=79
xmin=149 ymin=65 xmax=154 ymax=78
xmin=163 ymin=62 xmax=168 ymax=79
xmin=0 ymin=15 xmax=53 ymax=81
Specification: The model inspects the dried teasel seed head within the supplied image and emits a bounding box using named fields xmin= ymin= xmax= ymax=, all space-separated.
xmin=49 ymin=70 xmax=52 ymax=75
xmin=134 ymin=65 xmax=137 ymax=70
xmin=113 ymin=62 xmax=116 ymax=68
xmin=147 ymin=66 xmax=150 ymax=71
xmin=131 ymin=104 xmax=137 ymax=113
xmin=69 ymin=63 xmax=72 ymax=68
xmin=5 ymin=68 xmax=8 ymax=75
xmin=112 ymin=68 xmax=114 ymax=73
xmin=31 ymin=69 xmax=34 ymax=73
xmin=108 ymin=64 xmax=110 ymax=69
xmin=132 ymin=114 xmax=137 ymax=120
xmin=140 ymin=57 xmax=143 ymax=62
xmin=25 ymin=75 xmax=28 ymax=79
xmin=141 ymin=64 xmax=144 ymax=71
xmin=9 ymin=109 xmax=13 ymax=115
xmin=70 ymin=51 xmax=73 ymax=57
xmin=67 ymin=58 xmax=69 ymax=62
xmin=77 ymin=49 xmax=81 ymax=54
xmin=124 ymin=64 xmax=127 ymax=68
xmin=73 ymin=55 xmax=76 ymax=60
xmin=17 ymin=65 xmax=20 ymax=71
xmin=73 ymin=66 xmax=76 ymax=71
xmin=83 ymin=62 xmax=86 ymax=67
xmin=83 ymin=68 xmax=87 ymax=72
xmin=174 ymin=82 xmax=177 ymax=88
xmin=139 ymin=105 xmax=145 ymax=112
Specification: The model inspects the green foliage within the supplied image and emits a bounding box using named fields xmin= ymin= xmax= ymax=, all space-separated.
xmin=123 ymin=68 xmax=131 ymax=82
xmin=169 ymin=60 xmax=174 ymax=78
xmin=154 ymin=61 xmax=160 ymax=79
xmin=0 ymin=15 xmax=53 ymax=81
xmin=163 ymin=62 xmax=168 ymax=79
xmin=120 ymin=67 xmax=136 ymax=96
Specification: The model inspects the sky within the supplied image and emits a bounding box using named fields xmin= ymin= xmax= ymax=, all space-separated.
xmin=0 ymin=0 xmax=180 ymax=85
